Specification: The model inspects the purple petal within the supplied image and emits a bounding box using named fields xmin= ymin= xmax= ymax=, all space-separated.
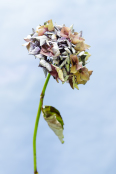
xmin=29 ymin=47 xmax=40 ymax=55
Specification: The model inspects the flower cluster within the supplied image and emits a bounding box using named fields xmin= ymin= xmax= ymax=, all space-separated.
xmin=23 ymin=19 xmax=93 ymax=89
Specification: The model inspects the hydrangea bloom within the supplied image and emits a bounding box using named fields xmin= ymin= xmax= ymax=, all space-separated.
xmin=23 ymin=19 xmax=93 ymax=89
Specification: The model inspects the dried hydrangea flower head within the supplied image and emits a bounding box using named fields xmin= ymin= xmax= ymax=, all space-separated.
xmin=23 ymin=19 xmax=93 ymax=174
xmin=23 ymin=19 xmax=93 ymax=89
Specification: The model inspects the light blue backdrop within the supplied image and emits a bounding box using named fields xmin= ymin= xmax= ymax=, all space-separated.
xmin=0 ymin=0 xmax=116 ymax=174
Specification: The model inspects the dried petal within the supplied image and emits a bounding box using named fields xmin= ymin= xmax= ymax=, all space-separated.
xmin=22 ymin=42 xmax=30 ymax=51
xmin=69 ymin=78 xmax=74 ymax=89
xmin=74 ymin=83 xmax=79 ymax=90
xmin=36 ymin=26 xmax=48 ymax=36
xmin=48 ymin=19 xmax=54 ymax=31
xmin=35 ymin=54 xmax=45 ymax=59
xmin=49 ymin=64 xmax=59 ymax=82
xmin=53 ymin=65 xmax=64 ymax=82
xmin=85 ymin=52 xmax=91 ymax=61
xmin=29 ymin=46 xmax=40 ymax=55
xmin=88 ymin=70 xmax=93 ymax=76
xmin=60 ymin=27 xmax=70 ymax=38
xmin=43 ymin=67 xmax=47 ymax=77
xmin=39 ymin=59 xmax=52 ymax=71
xmin=70 ymin=54 xmax=82 ymax=73
xmin=24 ymin=35 xmax=31 ymax=42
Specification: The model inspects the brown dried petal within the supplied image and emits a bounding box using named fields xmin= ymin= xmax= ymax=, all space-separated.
xmin=69 ymin=78 xmax=74 ymax=89
xmin=60 ymin=27 xmax=70 ymax=38
xmin=49 ymin=64 xmax=59 ymax=82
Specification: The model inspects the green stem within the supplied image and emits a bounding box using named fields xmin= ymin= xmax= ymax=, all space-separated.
xmin=33 ymin=73 xmax=51 ymax=174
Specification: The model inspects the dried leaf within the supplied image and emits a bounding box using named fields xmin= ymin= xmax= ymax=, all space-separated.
xmin=42 ymin=106 xmax=64 ymax=144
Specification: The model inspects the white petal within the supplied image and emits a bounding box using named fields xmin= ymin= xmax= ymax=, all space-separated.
xmin=32 ymin=33 xmax=38 ymax=37
xmin=51 ymin=34 xmax=57 ymax=40
xmin=39 ymin=59 xmax=52 ymax=71
xmin=62 ymin=51 xmax=67 ymax=55
xmin=52 ymin=43 xmax=60 ymax=58
xmin=32 ymin=35 xmax=48 ymax=46
xmin=44 ymin=31 xmax=54 ymax=35
xmin=66 ymin=40 xmax=71 ymax=48
xmin=64 ymin=47 xmax=71 ymax=54
xmin=46 ymin=40 xmax=50 ymax=46
xmin=70 ymin=24 xmax=74 ymax=32
xmin=78 ymin=51 xmax=85 ymax=56
xmin=22 ymin=42 xmax=29 ymax=46
xmin=24 ymin=35 xmax=31 ymax=42
xmin=79 ymin=31 xmax=82 ymax=37
xmin=55 ymin=30 xmax=61 ymax=37
xmin=72 ymin=47 xmax=76 ymax=54
xmin=43 ymin=67 xmax=47 ymax=77
xmin=36 ymin=25 xmax=41 ymax=32
xmin=53 ymin=60 xmax=59 ymax=64
xmin=61 ymin=56 xmax=68 ymax=58
xmin=54 ymin=24 xmax=62 ymax=30
xmin=35 ymin=54 xmax=45 ymax=59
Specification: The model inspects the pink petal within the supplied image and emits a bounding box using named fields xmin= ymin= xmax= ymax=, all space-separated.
xmin=60 ymin=27 xmax=70 ymax=38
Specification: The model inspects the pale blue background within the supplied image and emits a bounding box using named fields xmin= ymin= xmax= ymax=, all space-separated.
xmin=0 ymin=0 xmax=116 ymax=174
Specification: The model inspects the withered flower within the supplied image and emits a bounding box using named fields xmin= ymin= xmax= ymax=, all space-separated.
xmin=23 ymin=19 xmax=93 ymax=89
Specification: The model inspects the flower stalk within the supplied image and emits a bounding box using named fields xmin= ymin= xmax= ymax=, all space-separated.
xmin=33 ymin=73 xmax=51 ymax=174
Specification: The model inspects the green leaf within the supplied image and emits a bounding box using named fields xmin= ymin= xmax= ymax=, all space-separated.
xmin=42 ymin=106 xmax=64 ymax=144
